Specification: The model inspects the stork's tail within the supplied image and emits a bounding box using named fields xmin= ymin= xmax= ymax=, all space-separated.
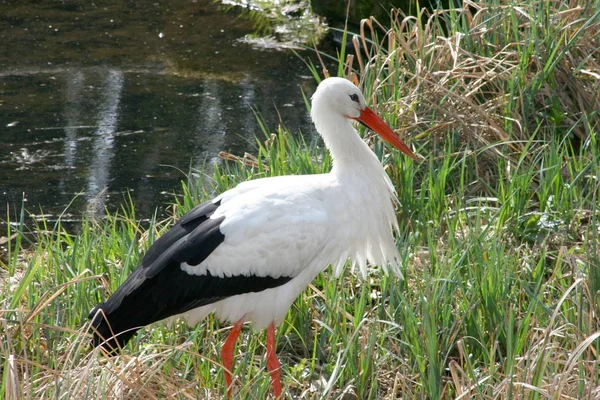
xmin=89 ymin=303 xmax=141 ymax=354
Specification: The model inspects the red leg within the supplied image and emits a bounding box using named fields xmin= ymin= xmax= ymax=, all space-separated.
xmin=221 ymin=320 xmax=243 ymax=399
xmin=266 ymin=322 xmax=282 ymax=399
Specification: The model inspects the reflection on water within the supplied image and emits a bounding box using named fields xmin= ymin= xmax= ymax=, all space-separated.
xmin=87 ymin=70 xmax=124 ymax=216
xmin=0 ymin=0 xmax=320 ymax=226
xmin=63 ymin=70 xmax=85 ymax=168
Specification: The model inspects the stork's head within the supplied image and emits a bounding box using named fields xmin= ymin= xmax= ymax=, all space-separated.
xmin=311 ymin=77 xmax=421 ymax=161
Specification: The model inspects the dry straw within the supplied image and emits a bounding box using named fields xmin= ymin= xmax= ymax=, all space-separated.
xmin=337 ymin=1 xmax=599 ymax=167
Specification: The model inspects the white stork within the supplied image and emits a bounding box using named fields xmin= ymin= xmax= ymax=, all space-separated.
xmin=89 ymin=77 xmax=420 ymax=398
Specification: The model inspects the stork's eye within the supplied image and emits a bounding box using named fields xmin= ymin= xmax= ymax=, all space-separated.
xmin=349 ymin=94 xmax=359 ymax=103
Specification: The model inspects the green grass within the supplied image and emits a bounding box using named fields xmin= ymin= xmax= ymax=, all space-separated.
xmin=2 ymin=0 xmax=600 ymax=398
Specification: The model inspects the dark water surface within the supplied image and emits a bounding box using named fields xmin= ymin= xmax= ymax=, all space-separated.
xmin=0 ymin=1 xmax=319 ymax=226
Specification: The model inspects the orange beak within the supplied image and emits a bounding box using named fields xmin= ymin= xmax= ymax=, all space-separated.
xmin=353 ymin=107 xmax=421 ymax=161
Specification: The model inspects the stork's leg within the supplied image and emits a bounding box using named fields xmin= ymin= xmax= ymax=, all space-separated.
xmin=266 ymin=322 xmax=282 ymax=399
xmin=221 ymin=320 xmax=243 ymax=399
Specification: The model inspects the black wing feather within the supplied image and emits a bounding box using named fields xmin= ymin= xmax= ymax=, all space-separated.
xmin=141 ymin=199 xmax=220 ymax=268
xmin=89 ymin=199 xmax=292 ymax=353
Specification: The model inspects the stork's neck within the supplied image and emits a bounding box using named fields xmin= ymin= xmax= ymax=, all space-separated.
xmin=313 ymin=108 xmax=401 ymax=273
xmin=314 ymin=113 xmax=387 ymax=178
xmin=313 ymin=112 xmax=399 ymax=217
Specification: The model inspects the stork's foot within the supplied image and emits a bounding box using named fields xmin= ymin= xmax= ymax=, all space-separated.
xmin=221 ymin=320 xmax=282 ymax=399
xmin=266 ymin=322 xmax=282 ymax=399
xmin=221 ymin=320 xmax=243 ymax=399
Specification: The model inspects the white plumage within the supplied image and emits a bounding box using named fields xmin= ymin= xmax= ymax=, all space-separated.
xmin=90 ymin=77 xmax=420 ymax=399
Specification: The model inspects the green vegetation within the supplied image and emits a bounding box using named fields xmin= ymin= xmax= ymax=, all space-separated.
xmin=221 ymin=0 xmax=327 ymax=50
xmin=2 ymin=0 xmax=599 ymax=398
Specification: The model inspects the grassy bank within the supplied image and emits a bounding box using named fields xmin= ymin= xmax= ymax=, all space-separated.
xmin=2 ymin=0 xmax=599 ymax=398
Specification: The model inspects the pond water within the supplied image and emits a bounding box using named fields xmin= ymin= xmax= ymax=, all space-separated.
xmin=0 ymin=0 xmax=324 ymax=227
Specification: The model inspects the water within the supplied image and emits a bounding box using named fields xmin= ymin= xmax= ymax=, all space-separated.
xmin=0 ymin=0 xmax=320 ymax=226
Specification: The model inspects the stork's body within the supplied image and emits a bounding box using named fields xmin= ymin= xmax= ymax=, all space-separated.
xmin=89 ymin=77 xmax=420 ymax=398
